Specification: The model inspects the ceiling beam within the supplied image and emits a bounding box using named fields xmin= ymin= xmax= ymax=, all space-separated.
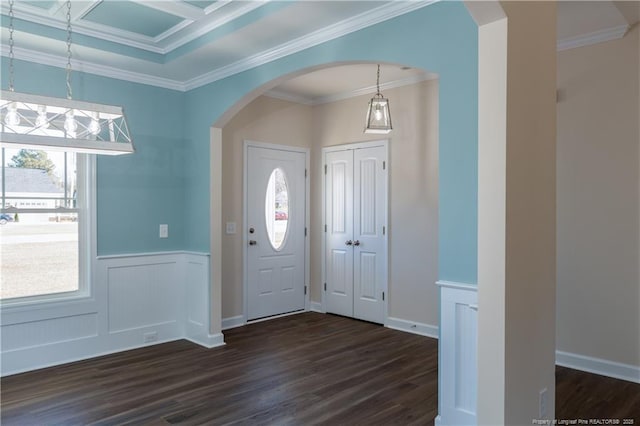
xmin=130 ymin=1 xmax=205 ymax=20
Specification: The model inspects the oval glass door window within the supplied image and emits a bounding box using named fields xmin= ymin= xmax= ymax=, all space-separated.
xmin=265 ymin=168 xmax=289 ymax=250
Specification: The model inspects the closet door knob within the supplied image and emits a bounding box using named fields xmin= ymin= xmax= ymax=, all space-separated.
xmin=345 ymin=240 xmax=353 ymax=246
xmin=353 ymin=240 xmax=361 ymax=246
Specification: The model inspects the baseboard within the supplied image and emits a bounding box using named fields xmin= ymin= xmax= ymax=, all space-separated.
xmin=386 ymin=316 xmax=439 ymax=339
xmin=185 ymin=333 xmax=225 ymax=349
xmin=556 ymin=350 xmax=640 ymax=384
xmin=221 ymin=315 xmax=245 ymax=330
xmin=309 ymin=301 xmax=324 ymax=313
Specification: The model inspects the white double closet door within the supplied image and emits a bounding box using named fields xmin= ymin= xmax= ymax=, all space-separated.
xmin=324 ymin=142 xmax=388 ymax=324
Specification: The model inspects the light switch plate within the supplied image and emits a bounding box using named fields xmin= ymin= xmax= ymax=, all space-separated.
xmin=226 ymin=222 xmax=236 ymax=234
xmin=159 ymin=224 xmax=169 ymax=238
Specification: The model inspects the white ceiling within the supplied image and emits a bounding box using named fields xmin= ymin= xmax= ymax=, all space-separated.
xmin=1 ymin=1 xmax=638 ymax=98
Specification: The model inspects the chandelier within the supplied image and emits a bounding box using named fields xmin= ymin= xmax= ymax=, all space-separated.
xmin=0 ymin=0 xmax=134 ymax=155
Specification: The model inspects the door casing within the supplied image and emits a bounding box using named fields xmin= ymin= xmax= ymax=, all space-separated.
xmin=243 ymin=140 xmax=310 ymax=323
xmin=321 ymin=139 xmax=389 ymax=324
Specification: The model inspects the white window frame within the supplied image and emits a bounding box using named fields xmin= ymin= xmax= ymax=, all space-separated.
xmin=0 ymin=151 xmax=96 ymax=309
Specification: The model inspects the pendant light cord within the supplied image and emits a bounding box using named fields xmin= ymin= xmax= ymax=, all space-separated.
xmin=376 ymin=64 xmax=381 ymax=96
xmin=8 ymin=0 xmax=15 ymax=92
xmin=65 ymin=0 xmax=72 ymax=100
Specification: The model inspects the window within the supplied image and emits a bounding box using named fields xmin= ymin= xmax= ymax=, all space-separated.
xmin=0 ymin=148 xmax=92 ymax=303
xmin=265 ymin=167 xmax=289 ymax=250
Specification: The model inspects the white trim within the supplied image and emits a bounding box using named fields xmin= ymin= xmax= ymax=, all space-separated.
xmin=557 ymin=24 xmax=630 ymax=52
xmin=182 ymin=1 xmax=438 ymax=91
xmin=2 ymin=336 xmax=184 ymax=377
xmin=160 ymin=2 xmax=268 ymax=53
xmin=556 ymin=350 xmax=640 ymax=384
xmin=243 ymin=141 xmax=310 ymax=323
xmin=264 ymin=72 xmax=438 ymax=106
xmin=185 ymin=333 xmax=226 ymax=349
xmin=1 ymin=1 xmax=437 ymax=93
xmin=263 ymin=90 xmax=314 ymax=106
xmin=1 ymin=46 xmax=186 ymax=91
xmin=309 ymin=301 xmax=324 ymax=313
xmin=96 ymin=250 xmax=209 ymax=260
xmin=435 ymin=280 xmax=478 ymax=292
xmin=246 ymin=309 xmax=306 ymax=325
xmin=386 ymin=317 xmax=439 ymax=339
xmin=221 ymin=315 xmax=245 ymax=330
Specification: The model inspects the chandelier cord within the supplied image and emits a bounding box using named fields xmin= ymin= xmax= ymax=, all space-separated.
xmin=376 ymin=64 xmax=381 ymax=96
xmin=65 ymin=0 xmax=72 ymax=100
xmin=8 ymin=0 xmax=15 ymax=92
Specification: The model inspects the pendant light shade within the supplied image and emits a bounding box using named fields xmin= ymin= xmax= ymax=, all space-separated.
xmin=364 ymin=65 xmax=392 ymax=134
xmin=0 ymin=0 xmax=134 ymax=155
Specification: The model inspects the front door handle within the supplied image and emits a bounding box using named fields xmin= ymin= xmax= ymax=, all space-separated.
xmin=249 ymin=240 xmax=257 ymax=246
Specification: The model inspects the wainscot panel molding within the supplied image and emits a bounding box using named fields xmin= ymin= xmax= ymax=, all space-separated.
xmin=0 ymin=252 xmax=215 ymax=377
xmin=386 ymin=317 xmax=439 ymax=339
xmin=435 ymin=281 xmax=478 ymax=426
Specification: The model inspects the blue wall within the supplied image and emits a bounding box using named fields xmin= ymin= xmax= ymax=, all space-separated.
xmin=1 ymin=60 xmax=187 ymax=255
xmin=2 ymin=1 xmax=478 ymax=283
xmin=184 ymin=1 xmax=479 ymax=284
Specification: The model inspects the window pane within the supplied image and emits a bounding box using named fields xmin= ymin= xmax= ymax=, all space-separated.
xmin=1 ymin=148 xmax=80 ymax=301
xmin=265 ymin=168 xmax=289 ymax=250
xmin=0 ymin=215 xmax=79 ymax=299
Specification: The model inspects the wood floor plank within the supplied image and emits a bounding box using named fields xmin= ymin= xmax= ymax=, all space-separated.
xmin=1 ymin=312 xmax=638 ymax=425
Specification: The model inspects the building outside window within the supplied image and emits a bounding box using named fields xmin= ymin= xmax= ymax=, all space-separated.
xmin=0 ymin=148 xmax=92 ymax=302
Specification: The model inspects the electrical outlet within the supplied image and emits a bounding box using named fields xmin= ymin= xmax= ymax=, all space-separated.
xmin=159 ymin=224 xmax=168 ymax=238
xmin=539 ymin=387 xmax=548 ymax=418
xmin=143 ymin=331 xmax=158 ymax=343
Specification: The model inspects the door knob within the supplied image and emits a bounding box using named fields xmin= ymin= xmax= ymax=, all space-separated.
xmin=345 ymin=240 xmax=353 ymax=246
xmin=353 ymin=240 xmax=361 ymax=246
xmin=249 ymin=240 xmax=257 ymax=246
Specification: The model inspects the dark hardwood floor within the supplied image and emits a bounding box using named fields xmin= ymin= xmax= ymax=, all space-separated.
xmin=1 ymin=312 xmax=638 ymax=425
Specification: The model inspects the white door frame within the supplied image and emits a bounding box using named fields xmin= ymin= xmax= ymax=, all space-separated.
xmin=243 ymin=140 xmax=310 ymax=324
xmin=321 ymin=139 xmax=389 ymax=325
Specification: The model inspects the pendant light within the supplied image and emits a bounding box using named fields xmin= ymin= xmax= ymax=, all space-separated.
xmin=364 ymin=64 xmax=392 ymax=134
xmin=0 ymin=0 xmax=134 ymax=155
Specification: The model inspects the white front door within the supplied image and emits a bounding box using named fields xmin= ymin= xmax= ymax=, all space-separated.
xmin=324 ymin=142 xmax=387 ymax=324
xmin=247 ymin=145 xmax=306 ymax=321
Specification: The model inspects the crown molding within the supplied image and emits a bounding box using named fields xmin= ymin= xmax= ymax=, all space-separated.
xmin=263 ymin=90 xmax=314 ymax=106
xmin=160 ymin=2 xmax=268 ymax=53
xmin=2 ymin=1 xmax=438 ymax=93
xmin=312 ymin=72 xmax=438 ymax=105
xmin=557 ymin=24 xmax=629 ymax=51
xmin=2 ymin=45 xmax=185 ymax=92
xmin=1 ymin=1 xmax=269 ymax=55
xmin=182 ymin=0 xmax=438 ymax=91
xmin=264 ymin=72 xmax=438 ymax=106
xmin=5 ymin=7 xmax=165 ymax=53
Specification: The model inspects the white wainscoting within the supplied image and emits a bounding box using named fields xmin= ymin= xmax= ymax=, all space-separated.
xmin=0 ymin=251 xmax=216 ymax=376
xmin=436 ymin=281 xmax=478 ymax=426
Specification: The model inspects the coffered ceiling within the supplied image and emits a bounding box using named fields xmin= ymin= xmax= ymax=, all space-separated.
xmin=0 ymin=1 xmax=638 ymax=98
